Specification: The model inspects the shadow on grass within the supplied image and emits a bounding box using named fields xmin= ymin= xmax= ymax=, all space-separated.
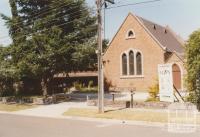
xmin=104 ymin=107 xmax=126 ymax=113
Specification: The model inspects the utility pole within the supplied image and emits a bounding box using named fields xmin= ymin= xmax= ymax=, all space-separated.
xmin=97 ymin=0 xmax=104 ymax=113
xmin=96 ymin=0 xmax=114 ymax=113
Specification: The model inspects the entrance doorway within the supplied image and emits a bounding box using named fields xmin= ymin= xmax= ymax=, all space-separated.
xmin=172 ymin=64 xmax=182 ymax=90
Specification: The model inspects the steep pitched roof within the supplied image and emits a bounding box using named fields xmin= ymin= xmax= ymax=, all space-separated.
xmin=137 ymin=16 xmax=184 ymax=54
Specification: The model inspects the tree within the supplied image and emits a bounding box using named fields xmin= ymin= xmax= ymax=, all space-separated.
xmin=0 ymin=46 xmax=20 ymax=96
xmin=185 ymin=29 xmax=200 ymax=110
xmin=1 ymin=0 xmax=97 ymax=96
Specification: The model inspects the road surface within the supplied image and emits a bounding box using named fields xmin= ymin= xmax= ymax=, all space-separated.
xmin=0 ymin=114 xmax=199 ymax=137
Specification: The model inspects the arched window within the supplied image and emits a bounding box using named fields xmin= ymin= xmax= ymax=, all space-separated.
xmin=129 ymin=51 xmax=134 ymax=75
xmin=136 ymin=52 xmax=142 ymax=75
xmin=126 ymin=29 xmax=135 ymax=39
xmin=128 ymin=31 xmax=134 ymax=37
xmin=121 ymin=50 xmax=143 ymax=77
xmin=122 ymin=53 xmax=127 ymax=75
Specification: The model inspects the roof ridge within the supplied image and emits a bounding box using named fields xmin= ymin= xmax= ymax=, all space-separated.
xmin=136 ymin=16 xmax=165 ymax=28
xmin=136 ymin=15 xmax=184 ymax=54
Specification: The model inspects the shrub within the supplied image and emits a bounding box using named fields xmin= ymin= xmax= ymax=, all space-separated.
xmin=104 ymin=77 xmax=112 ymax=92
xmin=73 ymin=81 xmax=82 ymax=91
xmin=147 ymin=82 xmax=159 ymax=102
xmin=88 ymin=80 xmax=94 ymax=89
xmin=80 ymin=87 xmax=97 ymax=93
xmin=0 ymin=80 xmax=15 ymax=97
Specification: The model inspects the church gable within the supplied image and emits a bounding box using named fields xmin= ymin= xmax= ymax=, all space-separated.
xmin=104 ymin=13 xmax=163 ymax=58
xmin=104 ymin=12 xmax=165 ymax=63
xmin=103 ymin=12 xmax=185 ymax=91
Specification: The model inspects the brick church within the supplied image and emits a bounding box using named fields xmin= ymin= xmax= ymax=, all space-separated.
xmin=103 ymin=13 xmax=186 ymax=92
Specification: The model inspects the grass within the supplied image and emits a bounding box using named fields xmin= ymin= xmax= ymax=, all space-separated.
xmin=63 ymin=108 xmax=200 ymax=124
xmin=64 ymin=108 xmax=168 ymax=123
xmin=0 ymin=103 xmax=37 ymax=112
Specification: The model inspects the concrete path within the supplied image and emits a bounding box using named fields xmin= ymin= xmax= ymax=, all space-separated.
xmin=12 ymin=102 xmax=94 ymax=118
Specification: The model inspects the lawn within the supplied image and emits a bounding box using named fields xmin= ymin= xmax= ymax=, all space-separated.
xmin=63 ymin=108 xmax=200 ymax=124
xmin=0 ymin=103 xmax=37 ymax=112
xmin=63 ymin=108 xmax=168 ymax=123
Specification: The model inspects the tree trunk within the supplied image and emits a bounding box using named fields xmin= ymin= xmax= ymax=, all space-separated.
xmin=41 ymin=76 xmax=53 ymax=97
xmin=41 ymin=78 xmax=48 ymax=97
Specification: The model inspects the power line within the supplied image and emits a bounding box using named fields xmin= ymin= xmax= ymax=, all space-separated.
xmin=16 ymin=0 xmax=73 ymax=23
xmin=10 ymin=1 xmax=86 ymax=27
xmin=31 ymin=0 xmax=70 ymax=15
xmin=21 ymin=7 xmax=94 ymax=30
xmin=1 ymin=1 xmax=96 ymax=40
xmin=10 ymin=15 xmax=94 ymax=41
xmin=105 ymin=0 xmax=162 ymax=9
xmin=0 ymin=1 xmax=96 ymax=44
xmin=0 ymin=1 xmax=80 ymax=40
xmin=0 ymin=8 xmax=95 ymax=40
xmin=28 ymin=2 xmax=79 ymax=20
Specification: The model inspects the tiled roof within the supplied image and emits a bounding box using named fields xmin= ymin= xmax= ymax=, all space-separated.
xmin=137 ymin=16 xmax=184 ymax=54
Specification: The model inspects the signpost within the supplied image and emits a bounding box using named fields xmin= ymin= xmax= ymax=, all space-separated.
xmin=158 ymin=64 xmax=174 ymax=102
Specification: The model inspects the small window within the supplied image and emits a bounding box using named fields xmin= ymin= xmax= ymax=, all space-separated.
xmin=126 ymin=29 xmax=135 ymax=39
xmin=122 ymin=53 xmax=127 ymax=75
xmin=128 ymin=31 xmax=134 ymax=37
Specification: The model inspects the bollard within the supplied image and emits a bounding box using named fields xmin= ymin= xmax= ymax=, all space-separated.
xmin=86 ymin=95 xmax=89 ymax=102
xmin=126 ymin=101 xmax=130 ymax=108
xmin=130 ymin=90 xmax=135 ymax=108
xmin=112 ymin=93 xmax=115 ymax=102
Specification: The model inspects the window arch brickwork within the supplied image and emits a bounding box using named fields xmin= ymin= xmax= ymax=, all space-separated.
xmin=126 ymin=29 xmax=136 ymax=39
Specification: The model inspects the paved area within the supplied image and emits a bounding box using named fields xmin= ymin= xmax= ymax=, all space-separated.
xmin=74 ymin=92 xmax=149 ymax=101
xmin=8 ymin=92 xmax=149 ymax=118
xmin=12 ymin=102 xmax=93 ymax=117
xmin=0 ymin=114 xmax=199 ymax=137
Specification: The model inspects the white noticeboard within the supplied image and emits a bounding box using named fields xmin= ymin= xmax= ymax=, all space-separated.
xmin=158 ymin=64 xmax=174 ymax=102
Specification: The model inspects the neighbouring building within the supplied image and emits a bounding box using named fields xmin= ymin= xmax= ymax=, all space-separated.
xmin=103 ymin=13 xmax=186 ymax=92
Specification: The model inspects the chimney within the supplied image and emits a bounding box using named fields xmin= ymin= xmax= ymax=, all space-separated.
xmin=153 ymin=24 xmax=156 ymax=30
xmin=164 ymin=29 xmax=167 ymax=34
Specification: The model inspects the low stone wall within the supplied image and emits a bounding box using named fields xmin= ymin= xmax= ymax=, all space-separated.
xmin=87 ymin=99 xmax=171 ymax=109
xmin=0 ymin=96 xmax=34 ymax=104
xmin=0 ymin=93 xmax=72 ymax=105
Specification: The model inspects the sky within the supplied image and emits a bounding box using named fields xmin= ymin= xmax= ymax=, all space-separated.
xmin=0 ymin=0 xmax=200 ymax=46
